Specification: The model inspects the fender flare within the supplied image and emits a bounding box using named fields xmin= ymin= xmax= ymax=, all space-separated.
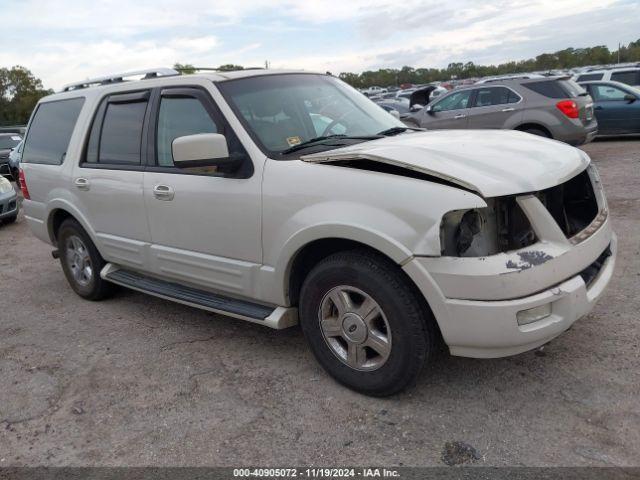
xmin=274 ymin=223 xmax=414 ymax=301
xmin=46 ymin=199 xmax=100 ymax=250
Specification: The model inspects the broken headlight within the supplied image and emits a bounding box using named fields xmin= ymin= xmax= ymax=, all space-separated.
xmin=440 ymin=197 xmax=537 ymax=257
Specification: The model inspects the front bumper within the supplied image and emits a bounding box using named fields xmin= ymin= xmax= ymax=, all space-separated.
xmin=403 ymin=187 xmax=616 ymax=358
xmin=0 ymin=189 xmax=19 ymax=219
xmin=404 ymin=233 xmax=616 ymax=358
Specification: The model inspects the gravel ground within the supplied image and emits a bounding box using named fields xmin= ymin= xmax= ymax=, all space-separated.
xmin=0 ymin=139 xmax=638 ymax=467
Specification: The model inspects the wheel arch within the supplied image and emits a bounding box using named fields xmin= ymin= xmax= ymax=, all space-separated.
xmin=282 ymin=221 xmax=423 ymax=302
xmin=46 ymin=201 xmax=98 ymax=248
xmin=515 ymin=122 xmax=553 ymax=138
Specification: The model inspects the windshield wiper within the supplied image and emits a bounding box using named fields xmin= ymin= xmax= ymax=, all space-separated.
xmin=376 ymin=126 xmax=423 ymax=136
xmin=282 ymin=134 xmax=381 ymax=154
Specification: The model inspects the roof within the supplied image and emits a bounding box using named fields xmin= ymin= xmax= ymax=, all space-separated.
xmin=43 ymin=68 xmax=325 ymax=103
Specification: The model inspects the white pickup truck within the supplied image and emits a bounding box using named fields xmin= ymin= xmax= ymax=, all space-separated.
xmin=20 ymin=68 xmax=616 ymax=396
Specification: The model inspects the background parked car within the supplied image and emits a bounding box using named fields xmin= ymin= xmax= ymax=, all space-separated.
xmin=574 ymin=66 xmax=640 ymax=87
xmin=8 ymin=140 xmax=24 ymax=186
xmin=376 ymin=99 xmax=411 ymax=119
xmin=0 ymin=133 xmax=22 ymax=181
xmin=405 ymin=77 xmax=597 ymax=146
xmin=0 ymin=176 xmax=19 ymax=225
xmin=578 ymin=80 xmax=640 ymax=136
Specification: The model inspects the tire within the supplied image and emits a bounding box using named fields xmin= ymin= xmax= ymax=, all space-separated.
xmin=57 ymin=218 xmax=115 ymax=300
xmin=3 ymin=214 xmax=17 ymax=224
xmin=299 ymin=249 xmax=437 ymax=396
xmin=522 ymin=127 xmax=550 ymax=138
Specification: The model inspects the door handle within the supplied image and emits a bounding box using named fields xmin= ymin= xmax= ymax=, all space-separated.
xmin=153 ymin=184 xmax=174 ymax=201
xmin=501 ymin=107 xmax=515 ymax=112
xmin=454 ymin=114 xmax=466 ymax=119
xmin=595 ymin=106 xmax=603 ymax=110
xmin=74 ymin=177 xmax=90 ymax=190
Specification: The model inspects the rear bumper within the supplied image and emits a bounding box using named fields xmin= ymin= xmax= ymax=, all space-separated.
xmin=403 ymin=214 xmax=616 ymax=358
xmin=561 ymin=121 xmax=598 ymax=146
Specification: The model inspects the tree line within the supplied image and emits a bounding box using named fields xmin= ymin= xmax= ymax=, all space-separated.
xmin=337 ymin=39 xmax=640 ymax=88
xmin=0 ymin=66 xmax=53 ymax=126
xmin=2 ymin=39 xmax=639 ymax=126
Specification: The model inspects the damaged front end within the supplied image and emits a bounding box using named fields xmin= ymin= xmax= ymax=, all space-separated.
xmin=440 ymin=167 xmax=603 ymax=257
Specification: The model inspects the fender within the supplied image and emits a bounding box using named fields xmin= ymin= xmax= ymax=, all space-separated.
xmin=265 ymin=223 xmax=414 ymax=306
xmin=46 ymin=198 xmax=101 ymax=251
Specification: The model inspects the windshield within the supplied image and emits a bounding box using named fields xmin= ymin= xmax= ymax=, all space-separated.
xmin=0 ymin=135 xmax=21 ymax=150
xmin=217 ymin=74 xmax=404 ymax=156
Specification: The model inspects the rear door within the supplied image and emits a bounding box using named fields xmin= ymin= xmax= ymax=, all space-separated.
xmin=466 ymin=86 xmax=523 ymax=129
xmin=419 ymin=89 xmax=472 ymax=129
xmin=142 ymin=86 xmax=262 ymax=298
xmin=76 ymin=90 xmax=152 ymax=268
xmin=587 ymin=83 xmax=640 ymax=134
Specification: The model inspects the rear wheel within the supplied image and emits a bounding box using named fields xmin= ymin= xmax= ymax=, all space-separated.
xmin=299 ymin=249 xmax=437 ymax=396
xmin=57 ymin=218 xmax=115 ymax=300
xmin=522 ymin=127 xmax=550 ymax=138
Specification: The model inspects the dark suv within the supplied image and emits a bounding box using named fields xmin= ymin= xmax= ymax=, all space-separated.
xmin=406 ymin=77 xmax=597 ymax=145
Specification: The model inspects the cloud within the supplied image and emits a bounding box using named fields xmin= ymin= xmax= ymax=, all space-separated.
xmin=0 ymin=0 xmax=637 ymax=90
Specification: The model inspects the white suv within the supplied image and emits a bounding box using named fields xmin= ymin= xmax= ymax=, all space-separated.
xmin=20 ymin=68 xmax=616 ymax=396
xmin=574 ymin=67 xmax=640 ymax=87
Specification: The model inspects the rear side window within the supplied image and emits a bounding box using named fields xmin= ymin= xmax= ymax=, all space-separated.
xmin=576 ymin=73 xmax=604 ymax=82
xmin=473 ymin=87 xmax=520 ymax=107
xmin=611 ymin=71 xmax=640 ymax=85
xmin=100 ymin=102 xmax=147 ymax=164
xmin=524 ymin=79 xmax=585 ymax=99
xmin=22 ymin=98 xmax=85 ymax=165
xmin=85 ymin=91 xmax=149 ymax=165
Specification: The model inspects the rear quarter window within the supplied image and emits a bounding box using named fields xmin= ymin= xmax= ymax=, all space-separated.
xmin=611 ymin=70 xmax=640 ymax=86
xmin=524 ymin=80 xmax=586 ymax=99
xmin=22 ymin=97 xmax=85 ymax=165
xmin=576 ymin=73 xmax=604 ymax=82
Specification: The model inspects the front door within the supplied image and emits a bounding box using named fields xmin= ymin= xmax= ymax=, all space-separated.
xmin=419 ymin=89 xmax=473 ymax=129
xmin=143 ymin=86 xmax=262 ymax=299
xmin=588 ymin=83 xmax=640 ymax=134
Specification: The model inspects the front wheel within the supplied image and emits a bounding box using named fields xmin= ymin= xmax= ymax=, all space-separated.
xmin=57 ymin=218 xmax=115 ymax=300
xmin=299 ymin=250 xmax=437 ymax=396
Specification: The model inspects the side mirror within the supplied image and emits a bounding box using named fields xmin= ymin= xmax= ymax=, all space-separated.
xmin=172 ymin=133 xmax=233 ymax=168
xmin=389 ymin=109 xmax=400 ymax=119
xmin=425 ymin=105 xmax=435 ymax=115
xmin=410 ymin=104 xmax=424 ymax=112
xmin=624 ymin=93 xmax=636 ymax=103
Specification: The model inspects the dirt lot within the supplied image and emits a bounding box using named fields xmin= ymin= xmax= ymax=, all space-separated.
xmin=0 ymin=139 xmax=639 ymax=467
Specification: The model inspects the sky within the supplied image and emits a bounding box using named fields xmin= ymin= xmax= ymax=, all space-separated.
xmin=0 ymin=0 xmax=638 ymax=91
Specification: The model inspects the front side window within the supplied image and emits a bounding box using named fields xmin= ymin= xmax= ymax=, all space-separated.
xmin=157 ymin=97 xmax=218 ymax=167
xmin=590 ymin=84 xmax=629 ymax=101
xmin=432 ymin=90 xmax=472 ymax=112
xmin=217 ymin=74 xmax=403 ymax=156
xmin=22 ymin=98 xmax=85 ymax=165
xmin=473 ymin=87 xmax=520 ymax=107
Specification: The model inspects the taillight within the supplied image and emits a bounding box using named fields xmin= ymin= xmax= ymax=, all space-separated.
xmin=19 ymin=168 xmax=30 ymax=199
xmin=556 ymin=100 xmax=579 ymax=119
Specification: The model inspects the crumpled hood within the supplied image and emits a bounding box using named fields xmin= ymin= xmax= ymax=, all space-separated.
xmin=301 ymin=130 xmax=590 ymax=197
